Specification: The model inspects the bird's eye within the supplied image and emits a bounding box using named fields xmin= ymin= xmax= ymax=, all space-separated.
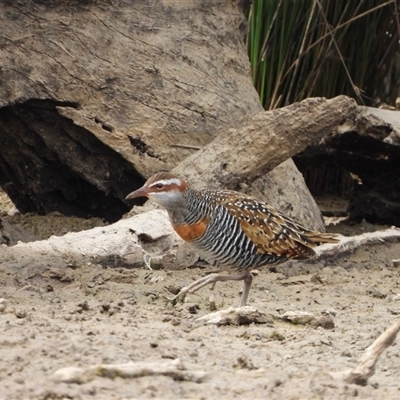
xmin=155 ymin=183 xmax=164 ymax=190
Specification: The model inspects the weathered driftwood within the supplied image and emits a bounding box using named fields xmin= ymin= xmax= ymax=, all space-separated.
xmin=1 ymin=2 xmax=400 ymax=228
xmin=173 ymin=96 xmax=357 ymax=189
xmin=0 ymin=0 xmax=324 ymax=228
xmin=1 ymin=207 xmax=399 ymax=271
xmin=295 ymin=105 xmax=400 ymax=226
xmin=315 ymin=227 xmax=400 ymax=260
xmin=52 ymin=359 xmax=207 ymax=384
xmin=0 ymin=1 xmax=261 ymax=175
xmin=0 ymin=210 xmax=174 ymax=270
xmin=357 ymin=107 xmax=400 ymax=145
xmin=169 ymin=95 xmax=357 ymax=230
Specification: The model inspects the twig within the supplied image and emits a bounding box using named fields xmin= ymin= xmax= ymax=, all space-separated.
xmin=333 ymin=319 xmax=400 ymax=385
xmin=170 ymin=144 xmax=201 ymax=150
xmin=143 ymin=252 xmax=153 ymax=270
xmin=315 ymin=0 xmax=364 ymax=103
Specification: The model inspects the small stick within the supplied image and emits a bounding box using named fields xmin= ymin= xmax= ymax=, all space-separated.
xmin=170 ymin=144 xmax=201 ymax=150
xmin=334 ymin=318 xmax=400 ymax=385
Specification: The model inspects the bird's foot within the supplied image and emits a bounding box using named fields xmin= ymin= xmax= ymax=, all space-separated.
xmin=165 ymin=294 xmax=184 ymax=306
xmin=164 ymin=287 xmax=188 ymax=306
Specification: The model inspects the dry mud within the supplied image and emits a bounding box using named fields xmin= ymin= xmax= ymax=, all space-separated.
xmin=1 ymin=193 xmax=400 ymax=399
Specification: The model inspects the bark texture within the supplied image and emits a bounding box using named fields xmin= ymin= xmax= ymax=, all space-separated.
xmin=0 ymin=0 xmax=324 ymax=228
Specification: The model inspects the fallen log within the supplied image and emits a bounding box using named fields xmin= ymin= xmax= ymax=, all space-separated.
xmin=173 ymin=96 xmax=357 ymax=189
xmin=1 ymin=208 xmax=399 ymax=271
xmin=295 ymin=105 xmax=400 ymax=226
xmin=0 ymin=210 xmax=174 ymax=270
xmin=0 ymin=0 xmax=325 ymax=229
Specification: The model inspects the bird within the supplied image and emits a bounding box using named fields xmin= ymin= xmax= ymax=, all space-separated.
xmin=125 ymin=172 xmax=339 ymax=307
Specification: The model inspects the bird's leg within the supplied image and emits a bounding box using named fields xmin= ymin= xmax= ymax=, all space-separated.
xmin=167 ymin=270 xmax=251 ymax=305
xmin=239 ymin=271 xmax=253 ymax=307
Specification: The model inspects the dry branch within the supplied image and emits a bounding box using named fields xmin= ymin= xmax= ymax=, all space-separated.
xmin=173 ymin=96 xmax=358 ymax=189
xmin=315 ymin=227 xmax=400 ymax=260
xmin=333 ymin=319 xmax=400 ymax=385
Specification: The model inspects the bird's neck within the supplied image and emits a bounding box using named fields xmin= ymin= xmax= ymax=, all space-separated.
xmin=167 ymin=205 xmax=191 ymax=225
xmin=164 ymin=188 xmax=202 ymax=226
xmin=161 ymin=189 xmax=190 ymax=225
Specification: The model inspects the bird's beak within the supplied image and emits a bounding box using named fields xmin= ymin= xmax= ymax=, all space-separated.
xmin=125 ymin=186 xmax=149 ymax=200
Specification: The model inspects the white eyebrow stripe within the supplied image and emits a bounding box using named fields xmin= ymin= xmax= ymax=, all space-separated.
xmin=149 ymin=178 xmax=182 ymax=187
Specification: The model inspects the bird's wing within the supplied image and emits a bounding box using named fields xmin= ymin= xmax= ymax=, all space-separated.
xmin=216 ymin=191 xmax=327 ymax=259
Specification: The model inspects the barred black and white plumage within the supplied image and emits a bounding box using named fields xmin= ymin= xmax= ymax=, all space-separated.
xmin=182 ymin=188 xmax=284 ymax=271
xmin=126 ymin=172 xmax=339 ymax=307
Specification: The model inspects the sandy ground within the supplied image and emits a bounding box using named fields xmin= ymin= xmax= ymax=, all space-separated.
xmin=1 ymin=193 xmax=400 ymax=399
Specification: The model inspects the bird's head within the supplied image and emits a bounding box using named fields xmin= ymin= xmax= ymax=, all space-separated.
xmin=125 ymin=172 xmax=188 ymax=210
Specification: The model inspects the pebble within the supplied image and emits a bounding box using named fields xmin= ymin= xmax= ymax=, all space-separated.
xmin=312 ymin=316 xmax=335 ymax=330
xmin=281 ymin=311 xmax=315 ymax=324
xmin=387 ymin=293 xmax=400 ymax=302
xmin=321 ymin=308 xmax=337 ymax=316
xmin=280 ymin=311 xmax=335 ymax=329
xmin=208 ymin=295 xmax=217 ymax=311
xmin=234 ymin=355 xmax=256 ymax=370
xmin=15 ymin=309 xmax=27 ymax=319
xmin=0 ymin=298 xmax=7 ymax=312
xmin=366 ymin=288 xmax=387 ymax=299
